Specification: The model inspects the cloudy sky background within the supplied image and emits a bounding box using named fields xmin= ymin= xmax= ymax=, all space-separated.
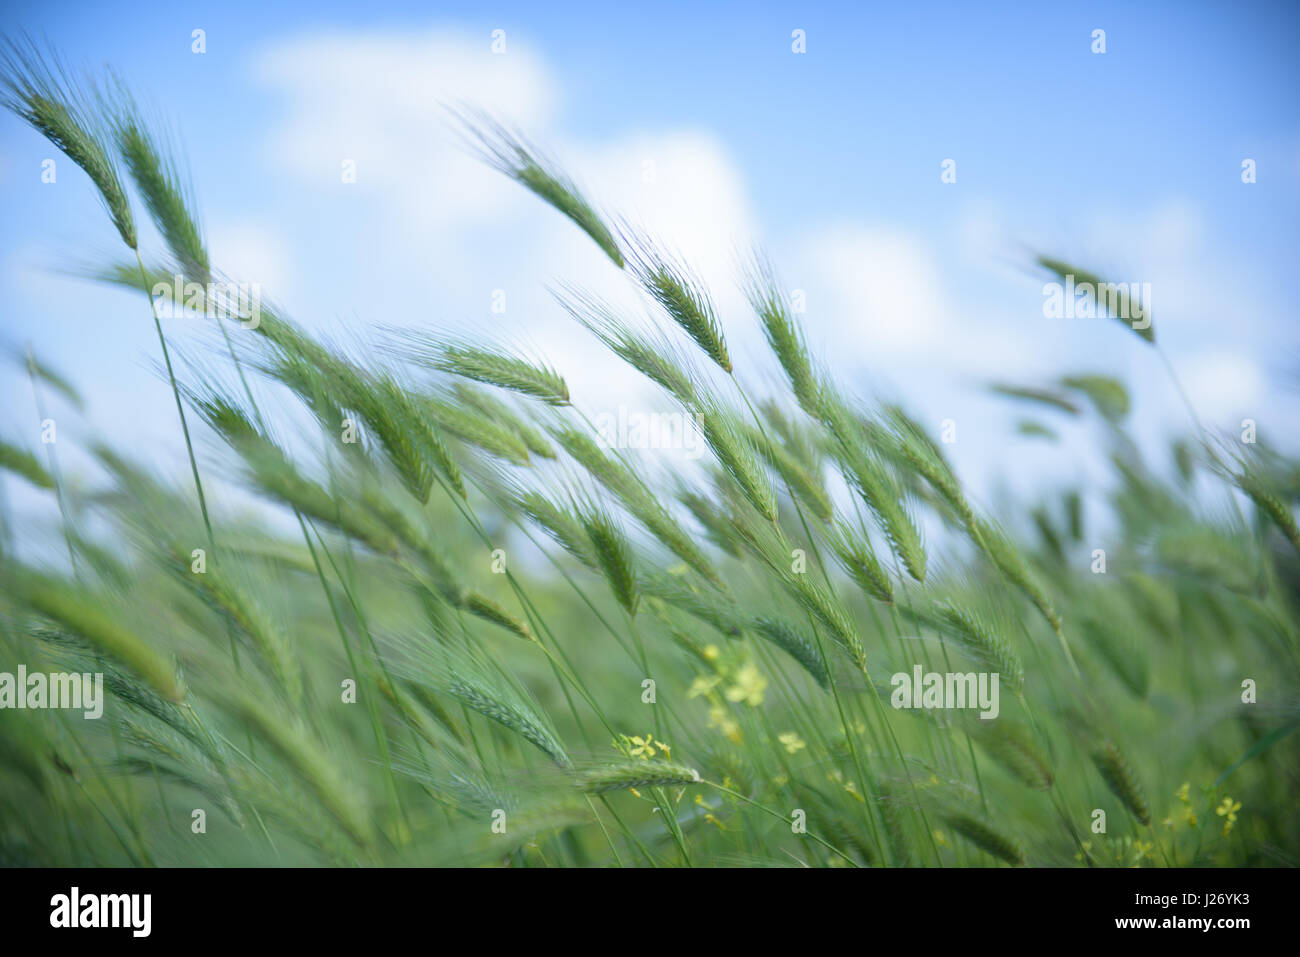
xmin=2 ymin=1 xmax=1298 ymax=551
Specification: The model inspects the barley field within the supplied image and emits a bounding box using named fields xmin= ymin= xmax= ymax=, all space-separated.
xmin=1 ymin=33 xmax=1297 ymax=869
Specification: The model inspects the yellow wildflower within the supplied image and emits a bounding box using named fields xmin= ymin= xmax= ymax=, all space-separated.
xmin=778 ymin=731 xmax=806 ymax=754
xmin=707 ymin=705 xmax=742 ymax=743
xmin=628 ymin=734 xmax=656 ymax=759
xmin=1169 ymin=782 xmax=1196 ymax=829
xmin=1216 ymin=797 xmax=1241 ymax=836
xmin=687 ymin=674 xmax=722 ymax=698
xmin=724 ymin=663 xmax=768 ymax=707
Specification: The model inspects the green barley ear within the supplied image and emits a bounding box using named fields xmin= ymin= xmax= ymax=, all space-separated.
xmin=162 ymin=542 xmax=303 ymax=708
xmin=881 ymin=404 xmax=975 ymax=530
xmin=744 ymin=249 xmax=818 ymax=416
xmin=358 ymin=487 xmax=533 ymax=639
xmin=1016 ymin=420 xmax=1058 ymax=441
xmin=223 ymin=694 xmax=373 ymax=847
xmin=1060 ymin=374 xmax=1130 ymax=422
xmin=576 ymin=761 xmax=701 ymax=793
xmin=827 ymin=522 xmax=894 ymax=605
xmin=677 ymin=485 xmax=744 ymax=557
xmin=934 ymin=601 xmax=1024 ymax=695
xmin=760 ymin=400 xmax=818 ymax=460
xmin=550 ymin=424 xmax=725 ymax=588
xmin=624 ymin=232 xmax=731 ymax=373
xmin=969 ymin=517 xmax=1068 ymax=658
xmin=117 ymin=719 xmax=244 ymax=826
xmin=751 ymin=616 xmax=831 ymax=689
xmin=410 ymin=645 xmax=569 ymax=767
xmin=789 ymin=575 xmax=864 ymax=667
xmin=455 ymin=109 xmax=624 ymax=267
xmin=1172 ymin=440 xmax=1197 ymax=484
xmin=263 ymin=349 xmax=347 ymax=434
xmin=452 ymin=382 xmax=556 ymax=459
xmin=19 ymin=349 xmax=84 ymax=411
xmin=0 ymin=437 xmax=54 ymax=490
xmin=553 ymin=284 xmax=698 ymax=405
xmin=550 ymin=424 xmax=641 ymax=500
xmin=747 ymin=425 xmax=833 ymax=522
xmin=512 ymin=487 xmax=596 ymax=567
xmin=988 ymin=382 xmax=1081 ymax=415
xmin=192 ymin=390 xmax=402 ymax=555
xmin=275 ymin=335 xmax=467 ymax=499
xmin=1037 ymin=256 xmax=1155 ymax=344
xmin=361 ymin=371 xmax=465 ymax=501
xmin=845 ymin=447 xmax=926 ymax=580
xmin=423 ymin=394 xmax=531 ymax=466
xmin=418 ymin=337 xmax=570 ymax=406
xmin=818 ymin=385 xmax=926 ymax=581
xmin=1078 ymin=612 xmax=1149 ymax=699
xmin=8 ymin=569 xmax=184 ymax=701
xmin=576 ymin=500 xmax=639 ymax=614
xmin=1065 ymin=489 xmax=1084 ymax=540
xmin=1220 ymin=456 xmax=1300 ymax=558
xmin=969 ymin=719 xmax=1052 ymax=790
xmin=940 ymin=808 xmax=1026 ymax=866
xmin=720 ymin=483 xmax=862 ymax=661
xmin=875 ymin=783 xmax=913 ymax=866
xmin=109 ymin=81 xmax=208 ymax=282
xmin=1091 ymin=740 xmax=1151 ymax=825
xmin=1 ymin=37 xmax=136 ymax=249
xmin=462 ymin=591 xmax=534 ymax=641
xmin=699 ymin=403 xmax=778 ymax=523
xmin=641 ymin=574 xmax=746 ymax=639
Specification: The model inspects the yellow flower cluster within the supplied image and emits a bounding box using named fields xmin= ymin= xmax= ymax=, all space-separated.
xmin=686 ymin=648 xmax=770 ymax=744
xmin=1215 ymin=796 xmax=1241 ymax=837
xmin=1164 ymin=781 xmax=1198 ymax=831
xmin=1073 ymin=836 xmax=1154 ymax=867
xmin=617 ymin=732 xmax=670 ymax=760
xmin=778 ymin=731 xmax=806 ymax=754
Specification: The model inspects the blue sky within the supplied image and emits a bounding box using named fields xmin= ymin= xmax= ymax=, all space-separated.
xmin=2 ymin=0 xmax=1299 ymax=543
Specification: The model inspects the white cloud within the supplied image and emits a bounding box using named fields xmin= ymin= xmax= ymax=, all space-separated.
xmin=253 ymin=26 xmax=756 ymax=283
xmin=569 ymin=130 xmax=755 ymax=285
xmin=250 ymin=27 xmax=760 ymax=412
xmin=256 ymin=28 xmax=558 ymax=230
xmin=1178 ymin=351 xmax=1264 ymax=422
xmin=790 ymin=223 xmax=1043 ymax=380
xmin=797 ymin=225 xmax=951 ymax=358
xmin=208 ymin=222 xmax=297 ymax=302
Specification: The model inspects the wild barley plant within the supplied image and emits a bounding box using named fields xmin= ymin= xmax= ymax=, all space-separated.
xmin=1 ymin=42 xmax=1297 ymax=869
